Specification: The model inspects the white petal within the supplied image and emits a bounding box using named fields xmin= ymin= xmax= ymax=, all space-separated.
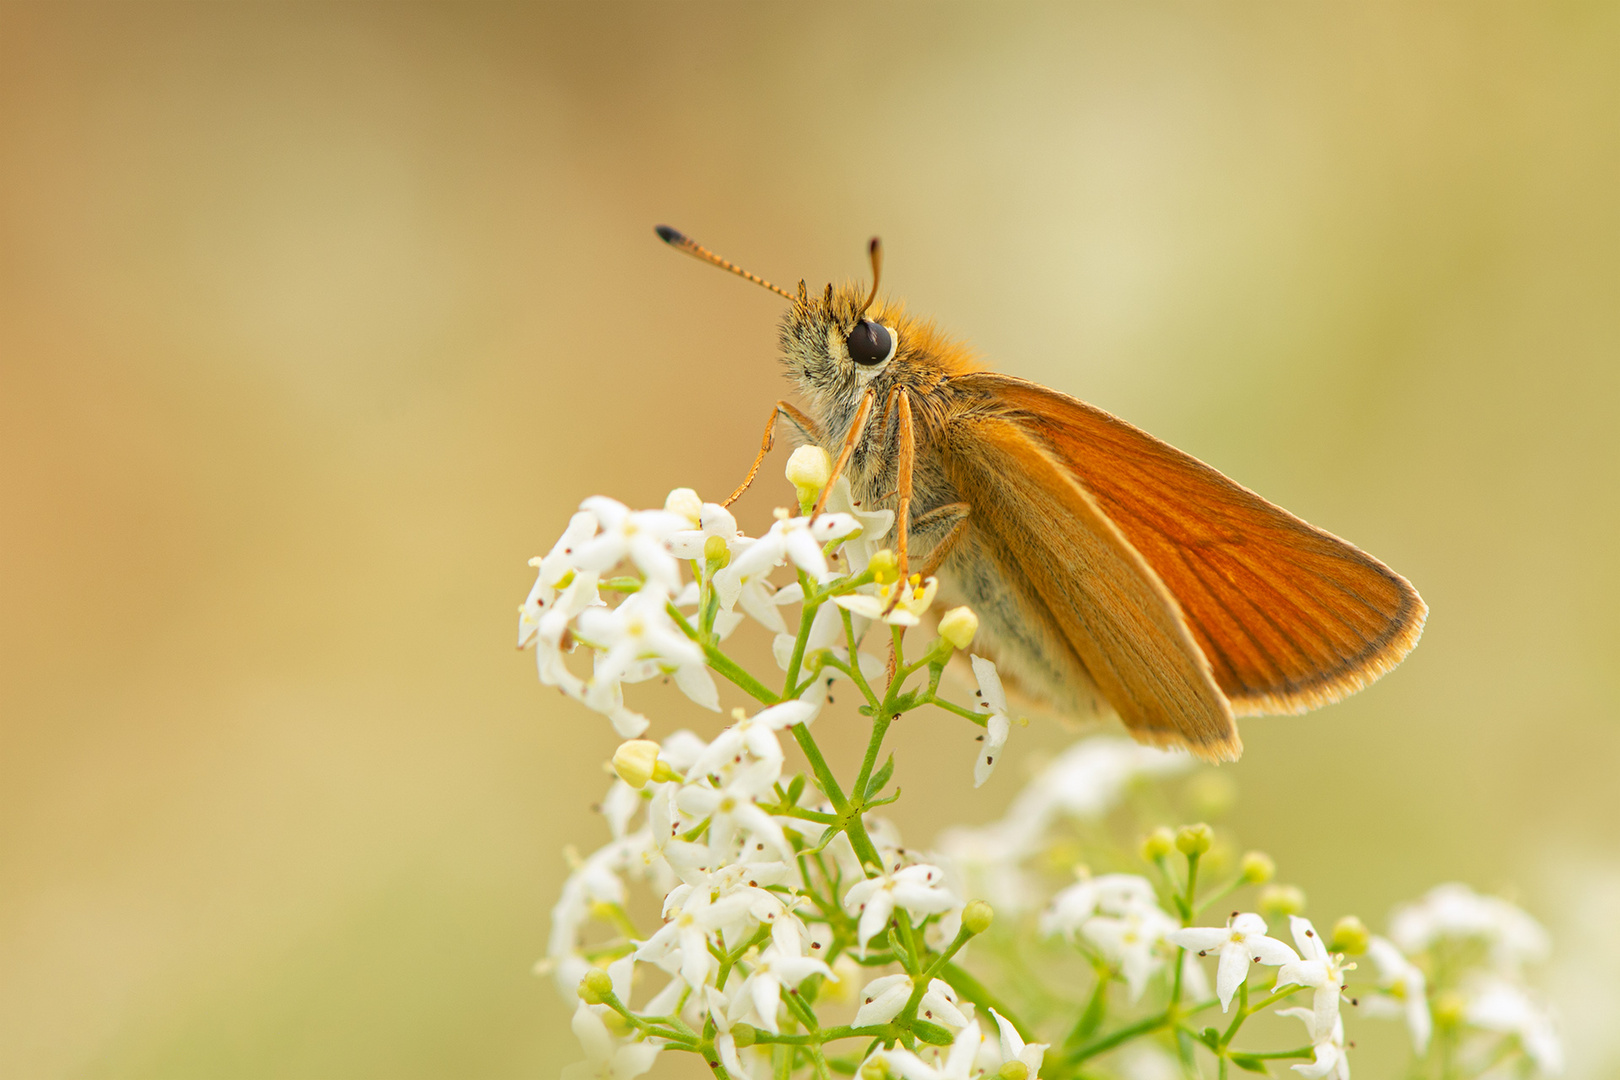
xmin=973 ymin=713 xmax=1011 ymax=788
xmin=756 ymin=700 xmax=818 ymax=730
xmin=673 ymin=662 xmax=720 ymax=712
xmin=969 ymin=654 xmax=1008 ymax=713
xmin=853 ymin=974 xmax=914 ymax=1027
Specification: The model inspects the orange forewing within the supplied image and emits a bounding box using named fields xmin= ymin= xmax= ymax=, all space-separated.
xmin=942 ymin=413 xmax=1241 ymax=759
xmin=956 ymin=373 xmax=1426 ymax=716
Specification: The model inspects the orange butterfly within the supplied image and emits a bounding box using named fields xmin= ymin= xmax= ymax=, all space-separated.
xmin=659 ymin=227 xmax=1425 ymax=761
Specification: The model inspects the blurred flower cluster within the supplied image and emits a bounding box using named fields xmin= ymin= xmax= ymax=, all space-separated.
xmin=519 ymin=449 xmax=1560 ymax=1080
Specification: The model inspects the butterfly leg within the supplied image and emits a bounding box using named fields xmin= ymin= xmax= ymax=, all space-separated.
xmin=723 ymin=400 xmax=826 ymax=508
xmin=908 ymin=502 xmax=972 ymax=580
xmin=809 ymin=387 xmax=878 ymax=517
xmin=882 ymin=389 xmax=918 ymax=617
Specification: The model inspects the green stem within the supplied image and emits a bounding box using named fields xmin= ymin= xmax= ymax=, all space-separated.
xmin=1220 ymin=981 xmax=1247 ymax=1045
xmin=838 ymin=607 xmax=881 ymax=707
xmin=1065 ymin=1009 xmax=1173 ymax=1063
xmin=1241 ymin=1045 xmax=1317 ymax=1060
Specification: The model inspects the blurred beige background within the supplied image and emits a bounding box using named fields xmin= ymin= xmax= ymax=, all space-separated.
xmin=3 ymin=4 xmax=1617 ymax=1078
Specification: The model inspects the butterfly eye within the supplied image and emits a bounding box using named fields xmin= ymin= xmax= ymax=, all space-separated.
xmin=846 ymin=319 xmax=893 ymax=366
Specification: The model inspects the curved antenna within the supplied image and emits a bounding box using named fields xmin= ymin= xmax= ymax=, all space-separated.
xmin=654 ymin=226 xmax=795 ymax=301
xmin=856 ymin=237 xmax=883 ymax=319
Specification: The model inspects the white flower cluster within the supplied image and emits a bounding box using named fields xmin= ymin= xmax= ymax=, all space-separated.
xmin=524 ymin=458 xmax=1052 ymax=1080
xmin=522 ymin=456 xmax=1561 ymax=1080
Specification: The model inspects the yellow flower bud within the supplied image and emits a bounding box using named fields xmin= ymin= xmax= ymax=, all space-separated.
xmin=961 ymin=899 xmax=995 ymax=936
xmin=1329 ymin=915 xmax=1370 ymax=956
xmin=1240 ymin=851 xmax=1276 ymax=884
xmin=664 ymin=487 xmax=702 ymax=525
xmin=578 ymin=968 xmax=614 ymax=1004
xmin=786 ymin=445 xmax=833 ymax=509
xmin=1260 ymin=884 xmax=1307 ymax=918
xmin=612 ymin=740 xmax=661 ymax=789
xmin=938 ymin=606 xmax=979 ymax=650
xmin=1175 ymin=823 xmax=1213 ymax=857
xmin=1141 ymin=827 xmax=1175 ymax=861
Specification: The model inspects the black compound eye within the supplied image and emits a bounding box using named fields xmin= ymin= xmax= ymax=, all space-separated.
xmin=845 ymin=319 xmax=893 ymax=366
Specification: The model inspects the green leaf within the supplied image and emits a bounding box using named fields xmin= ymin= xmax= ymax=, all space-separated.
xmin=1198 ymin=1027 xmax=1221 ymax=1049
xmin=910 ymin=1020 xmax=954 ymax=1045
xmin=786 ymin=774 xmax=806 ymax=804
xmin=1229 ymin=1054 xmax=1272 ymax=1074
xmin=865 ymin=754 xmax=895 ymax=800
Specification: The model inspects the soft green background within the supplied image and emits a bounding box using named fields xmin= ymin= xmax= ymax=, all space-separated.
xmin=3 ymin=3 xmax=1616 ymax=1077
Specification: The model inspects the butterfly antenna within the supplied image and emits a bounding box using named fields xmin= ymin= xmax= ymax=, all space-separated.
xmin=655 ymin=226 xmax=795 ymax=301
xmin=856 ymin=237 xmax=883 ymax=319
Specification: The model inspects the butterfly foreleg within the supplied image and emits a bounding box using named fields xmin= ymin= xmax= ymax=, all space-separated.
xmin=723 ymin=400 xmax=825 ymax=508
xmin=882 ymin=388 xmax=917 ymax=616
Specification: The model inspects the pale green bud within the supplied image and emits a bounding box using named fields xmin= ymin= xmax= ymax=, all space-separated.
xmin=1175 ymin=823 xmax=1213 ymax=857
xmin=1260 ymin=884 xmax=1306 ymax=918
xmin=962 ymin=899 xmax=995 ymax=936
xmin=997 ymin=1063 xmax=1029 ymax=1080
xmin=1239 ymin=851 xmax=1276 ymax=884
xmin=578 ymin=968 xmax=614 ymax=1004
xmin=938 ymin=606 xmax=979 ymax=650
xmin=1329 ymin=915 xmax=1370 ymax=956
xmin=703 ymin=534 xmax=729 ymax=566
xmin=1141 ymin=827 xmax=1175 ymax=861
xmin=1433 ymin=991 xmax=1466 ymax=1029
xmin=731 ymin=1023 xmax=757 ymax=1049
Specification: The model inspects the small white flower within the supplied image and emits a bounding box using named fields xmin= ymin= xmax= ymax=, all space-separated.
xmin=1363 ymin=935 xmax=1431 ymax=1054
xmin=721 ymin=511 xmax=859 ymax=593
xmin=989 ymin=1009 xmax=1048 ymax=1078
xmin=677 ymin=775 xmax=791 ymax=858
xmin=1465 ymin=977 xmax=1563 ymax=1075
xmin=1277 ymin=1009 xmax=1349 ymax=1080
xmin=843 ymin=862 xmax=960 ymax=953
xmin=562 ymin=1002 xmax=661 ymax=1080
xmin=1042 ymin=873 xmax=1162 ymax=938
xmin=1389 ymin=883 xmax=1550 ymax=974
xmin=666 ymin=501 xmax=741 ymax=557
xmin=569 ymin=496 xmax=688 ymax=591
xmin=835 ymin=574 xmax=938 ymax=627
xmin=727 ymin=943 xmax=833 ymax=1034
xmin=664 ymin=487 xmax=703 ymax=526
xmin=1083 ymin=904 xmax=1180 ymax=1002
xmin=1274 ymin=916 xmax=1355 ymax=1041
xmin=1168 ymin=912 xmax=1299 ymax=1012
xmin=576 ymin=586 xmax=701 ymax=681
xmin=853 ymin=972 xmax=915 ymax=1027
xmin=635 ymin=881 xmax=752 ymax=990
xmin=918 ymin=978 xmax=971 ymax=1029
xmin=687 ymin=701 xmax=815 ymax=785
